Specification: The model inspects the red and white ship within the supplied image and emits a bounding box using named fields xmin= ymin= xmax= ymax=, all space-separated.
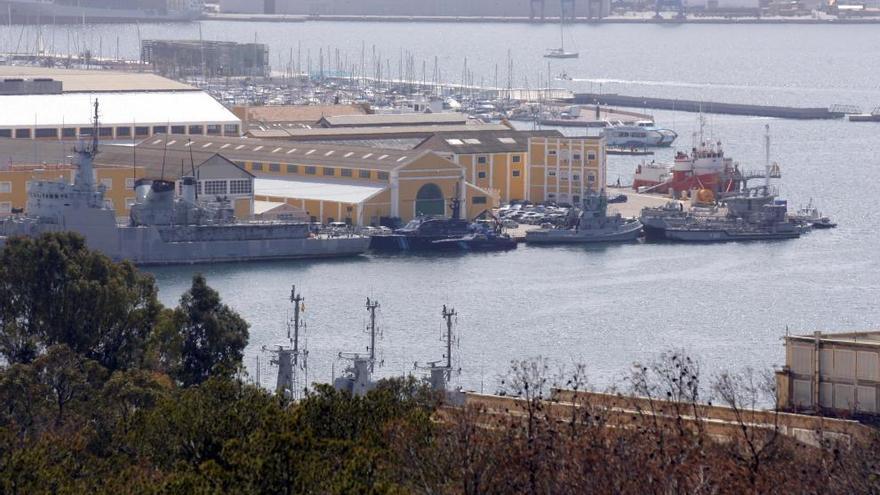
xmin=633 ymin=139 xmax=742 ymax=196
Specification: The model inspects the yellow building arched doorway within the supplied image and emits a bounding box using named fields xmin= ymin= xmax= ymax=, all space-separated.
xmin=414 ymin=183 xmax=445 ymax=217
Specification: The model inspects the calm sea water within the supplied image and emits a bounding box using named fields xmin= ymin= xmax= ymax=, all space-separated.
xmin=4 ymin=21 xmax=878 ymax=390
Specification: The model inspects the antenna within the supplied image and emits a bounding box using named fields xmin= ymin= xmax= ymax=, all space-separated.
xmin=415 ymin=304 xmax=460 ymax=392
xmin=187 ymin=137 xmax=197 ymax=199
xmin=160 ymin=129 xmax=168 ymax=181
xmin=263 ymin=285 xmax=309 ymax=399
xmin=441 ymin=304 xmax=457 ymax=370
xmin=365 ymin=297 xmax=380 ymax=371
xmin=764 ymin=124 xmax=771 ymax=190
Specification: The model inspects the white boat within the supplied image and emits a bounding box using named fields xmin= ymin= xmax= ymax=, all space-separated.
xmin=544 ymin=16 xmax=579 ymax=59
xmin=603 ymin=120 xmax=677 ymax=148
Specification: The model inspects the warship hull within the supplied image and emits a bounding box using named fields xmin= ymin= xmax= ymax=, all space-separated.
xmin=2 ymin=217 xmax=369 ymax=265
xmin=663 ymin=227 xmax=800 ymax=242
xmin=525 ymin=220 xmax=643 ymax=244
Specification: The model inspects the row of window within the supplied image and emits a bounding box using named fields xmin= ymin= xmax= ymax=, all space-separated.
xmin=0 ymin=124 xmax=240 ymax=139
xmin=475 ymin=155 xmax=522 ymax=164
xmin=546 ymin=150 xmax=597 ymax=161
xmin=248 ymin=162 xmax=389 ymax=181
xmin=547 ymin=170 xmax=596 ymax=181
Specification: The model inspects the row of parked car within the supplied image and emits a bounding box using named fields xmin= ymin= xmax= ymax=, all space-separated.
xmin=497 ymin=201 xmax=573 ymax=228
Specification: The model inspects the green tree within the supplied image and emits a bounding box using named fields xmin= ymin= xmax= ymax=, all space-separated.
xmin=0 ymin=233 xmax=161 ymax=370
xmin=173 ymin=274 xmax=249 ymax=387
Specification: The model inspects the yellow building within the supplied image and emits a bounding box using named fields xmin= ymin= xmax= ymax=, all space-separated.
xmin=415 ymin=130 xmax=563 ymax=204
xmin=527 ymin=135 xmax=606 ymax=205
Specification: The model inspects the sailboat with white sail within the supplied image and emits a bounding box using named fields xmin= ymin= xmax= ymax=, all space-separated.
xmin=545 ymin=14 xmax=579 ymax=59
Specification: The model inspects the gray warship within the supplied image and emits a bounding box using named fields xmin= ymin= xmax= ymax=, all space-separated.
xmin=525 ymin=191 xmax=643 ymax=244
xmin=0 ymin=103 xmax=370 ymax=265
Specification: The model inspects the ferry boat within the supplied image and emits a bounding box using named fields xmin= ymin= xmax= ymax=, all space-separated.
xmin=603 ymin=121 xmax=677 ymax=148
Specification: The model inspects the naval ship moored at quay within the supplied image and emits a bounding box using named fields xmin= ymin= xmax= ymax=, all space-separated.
xmin=0 ymin=104 xmax=370 ymax=264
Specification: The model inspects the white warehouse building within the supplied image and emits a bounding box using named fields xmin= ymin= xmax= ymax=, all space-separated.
xmin=0 ymin=67 xmax=241 ymax=141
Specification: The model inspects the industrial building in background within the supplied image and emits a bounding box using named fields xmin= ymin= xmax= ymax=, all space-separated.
xmin=219 ymin=0 xmax=611 ymax=19
xmin=0 ymin=0 xmax=201 ymax=23
xmin=142 ymin=40 xmax=270 ymax=78
xmin=777 ymin=330 xmax=880 ymax=417
xmin=0 ymin=66 xmax=241 ymax=141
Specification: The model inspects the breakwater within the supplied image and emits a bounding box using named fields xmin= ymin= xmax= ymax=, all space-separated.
xmin=574 ymin=93 xmax=846 ymax=120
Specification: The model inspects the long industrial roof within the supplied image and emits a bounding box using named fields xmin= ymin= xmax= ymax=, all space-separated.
xmin=0 ymin=92 xmax=240 ymax=127
xmin=0 ymin=66 xmax=195 ymax=92
xmin=255 ymin=178 xmax=387 ymax=204
xmin=246 ymin=123 xmax=512 ymax=140
xmin=416 ymin=129 xmax=566 ymax=154
xmin=319 ymin=113 xmax=468 ymax=127
xmin=135 ymin=135 xmax=419 ymax=171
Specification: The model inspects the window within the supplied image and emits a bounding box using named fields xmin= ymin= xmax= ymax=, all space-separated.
xmin=323 ymin=167 xmax=335 ymax=176
xmin=0 ymin=202 xmax=11 ymax=214
xmin=377 ymin=172 xmax=389 ymax=180
xmin=341 ymin=168 xmax=352 ymax=177
xmin=548 ymin=150 xmax=557 ymax=156
xmin=472 ymin=196 xmax=487 ymax=205
xmin=134 ymin=126 xmax=150 ymax=136
xmin=548 ymin=193 xmax=556 ymax=199
xmin=34 ymin=128 xmax=57 ymax=138
xmin=498 ymin=137 xmax=517 ymax=144
xmin=588 ymin=152 xmax=596 ymax=160
xmin=100 ymin=178 xmax=113 ymax=189
xmin=152 ymin=126 xmax=167 ymax=134
xmin=269 ymin=163 xmax=280 ymax=172
xmin=573 ymin=195 xmax=580 ymax=204
xmin=287 ymin=164 xmax=298 ymax=174
xmin=477 ymin=171 xmax=486 ymax=179
xmin=188 ymin=125 xmax=204 ymax=135
xmin=359 ymin=170 xmax=371 ymax=179
xmin=223 ymin=124 xmax=240 ymax=135
xmin=252 ymin=162 xmax=264 ymax=172
xmin=116 ymin=127 xmax=131 ymax=137
xmin=204 ymin=180 xmax=227 ymax=195
xmin=305 ymin=166 xmax=316 ymax=175
xmin=230 ymin=179 xmax=252 ymax=195
xmin=99 ymin=127 xmax=113 ymax=137
xmin=573 ymin=174 xmax=580 ymax=181
xmin=0 ymin=181 xmax=11 ymax=193
xmin=79 ymin=127 xmax=93 ymax=136
xmin=0 ymin=129 xmax=10 ymax=138
xmin=171 ymin=125 xmax=186 ymax=135
xmin=512 ymin=170 xmax=521 ymax=177
xmin=464 ymin=138 xmax=481 ymax=145
xmin=477 ymin=156 xmax=487 ymax=164
xmin=125 ymin=197 xmax=136 ymax=209
xmin=14 ymin=129 xmax=30 ymax=139
xmin=587 ymin=174 xmax=596 ymax=182
xmin=125 ymin=178 xmax=136 ymax=190
xmin=548 ymin=170 xmax=557 ymax=177
xmin=512 ymin=155 xmax=521 ymax=163
xmin=573 ymin=153 xmax=581 ymax=160
xmin=62 ymin=128 xmax=76 ymax=138
xmin=206 ymin=124 xmax=222 ymax=135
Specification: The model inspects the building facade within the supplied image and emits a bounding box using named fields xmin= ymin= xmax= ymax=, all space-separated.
xmin=777 ymin=331 xmax=880 ymax=416
xmin=527 ymin=135 xmax=606 ymax=205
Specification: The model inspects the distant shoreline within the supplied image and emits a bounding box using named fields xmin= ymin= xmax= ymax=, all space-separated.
xmin=203 ymin=13 xmax=880 ymax=25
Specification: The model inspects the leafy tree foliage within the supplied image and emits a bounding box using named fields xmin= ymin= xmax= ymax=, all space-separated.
xmin=171 ymin=274 xmax=249 ymax=386
xmin=0 ymin=233 xmax=160 ymax=370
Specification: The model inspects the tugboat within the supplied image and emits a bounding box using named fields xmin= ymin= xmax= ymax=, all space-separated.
xmin=789 ymin=200 xmax=837 ymax=229
xmin=368 ymin=197 xmax=516 ymax=252
xmin=1 ymin=102 xmax=370 ymax=264
xmin=525 ymin=191 xmax=643 ymax=244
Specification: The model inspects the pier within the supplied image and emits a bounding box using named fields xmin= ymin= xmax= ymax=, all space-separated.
xmin=574 ymin=93 xmax=849 ymax=120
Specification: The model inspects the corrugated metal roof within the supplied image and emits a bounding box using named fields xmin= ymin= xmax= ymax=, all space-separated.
xmin=320 ymin=113 xmax=467 ymax=127
xmin=0 ymin=91 xmax=240 ymax=127
xmin=246 ymin=123 xmax=511 ymax=140
xmin=416 ymin=129 xmax=567 ymax=154
xmin=0 ymin=67 xmax=195 ymax=92
xmin=136 ymin=135 xmax=415 ymax=171
xmin=255 ymin=178 xmax=387 ymax=204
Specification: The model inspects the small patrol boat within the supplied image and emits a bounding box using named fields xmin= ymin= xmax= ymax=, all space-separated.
xmin=525 ymin=191 xmax=643 ymax=244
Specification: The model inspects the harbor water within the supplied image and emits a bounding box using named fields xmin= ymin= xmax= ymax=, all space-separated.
xmin=4 ymin=20 xmax=878 ymax=390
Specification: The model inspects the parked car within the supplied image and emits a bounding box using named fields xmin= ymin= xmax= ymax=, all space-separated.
xmin=607 ymin=193 xmax=628 ymax=204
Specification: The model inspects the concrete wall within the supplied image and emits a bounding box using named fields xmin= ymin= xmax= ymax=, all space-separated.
xmin=222 ymin=0 xmax=611 ymax=18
